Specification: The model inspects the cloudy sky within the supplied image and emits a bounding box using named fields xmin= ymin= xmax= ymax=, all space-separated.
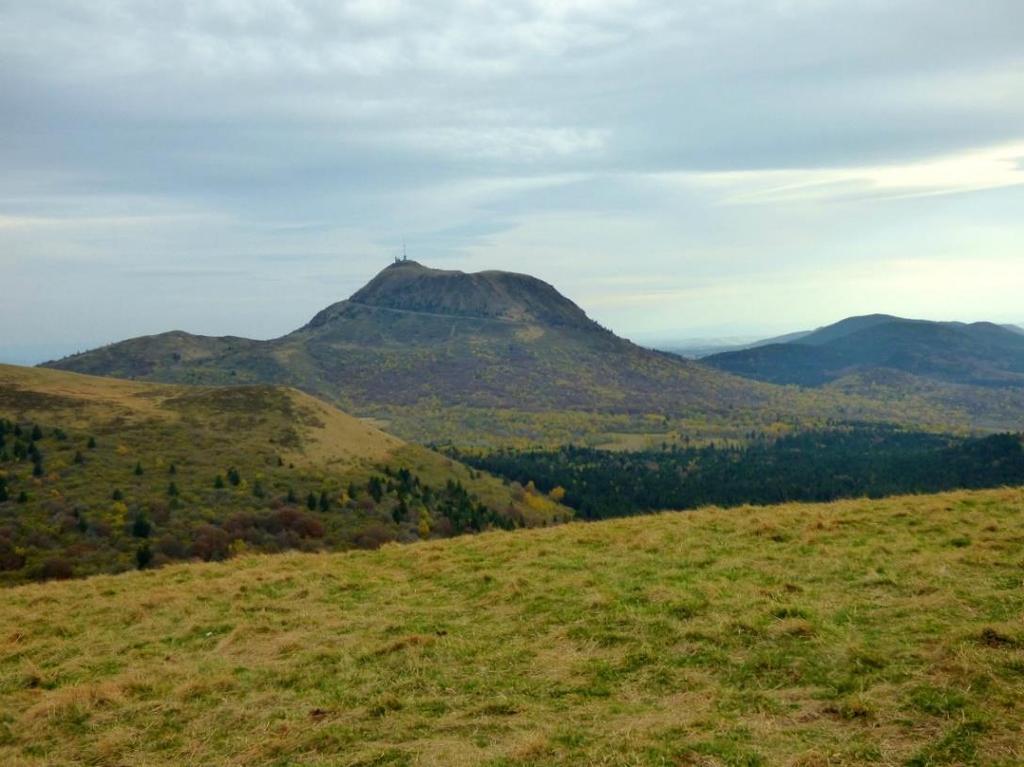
xmin=2 ymin=0 xmax=1023 ymax=362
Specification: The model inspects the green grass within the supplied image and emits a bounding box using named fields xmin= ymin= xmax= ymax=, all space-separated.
xmin=1 ymin=487 xmax=1022 ymax=765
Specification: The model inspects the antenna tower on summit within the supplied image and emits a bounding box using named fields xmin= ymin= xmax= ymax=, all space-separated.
xmin=396 ymin=238 xmax=408 ymax=264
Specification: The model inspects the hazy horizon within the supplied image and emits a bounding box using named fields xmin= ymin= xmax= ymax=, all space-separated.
xmin=3 ymin=1 xmax=1023 ymax=363
xmin=3 ymin=255 xmax=1021 ymax=368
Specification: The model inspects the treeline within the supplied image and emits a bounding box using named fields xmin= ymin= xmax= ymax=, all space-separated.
xmin=451 ymin=426 xmax=1024 ymax=519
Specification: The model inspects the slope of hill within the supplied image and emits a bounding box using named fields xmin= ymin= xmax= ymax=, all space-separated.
xmin=706 ymin=314 xmax=1024 ymax=389
xmin=0 ymin=365 xmax=568 ymax=583
xmin=1 ymin=487 xmax=1022 ymax=765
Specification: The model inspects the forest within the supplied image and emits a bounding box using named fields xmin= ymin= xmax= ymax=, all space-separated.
xmin=451 ymin=425 xmax=1024 ymax=519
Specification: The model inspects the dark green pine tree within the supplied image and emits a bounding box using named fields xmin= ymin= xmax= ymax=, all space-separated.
xmin=168 ymin=463 xmax=176 ymax=475
xmin=318 ymin=491 xmax=330 ymax=512
xmin=227 ymin=467 xmax=241 ymax=486
xmin=17 ymin=491 xmax=28 ymax=503
xmin=168 ymin=482 xmax=179 ymax=497
xmin=30 ymin=424 xmax=43 ymax=441
xmin=112 ymin=488 xmax=124 ymax=501
xmin=286 ymin=487 xmax=297 ymax=504
xmin=134 ymin=461 xmax=144 ymax=476
xmin=214 ymin=475 xmax=225 ymax=489
xmin=132 ymin=516 xmax=151 ymax=538
xmin=87 ymin=436 xmax=97 ymax=449
xmin=136 ymin=544 xmax=153 ymax=569
xmin=306 ymin=492 xmax=317 ymax=511
xmin=392 ymin=497 xmax=409 ymax=524
xmin=0 ymin=478 xmax=7 ymax=503
xmin=73 ymin=450 xmax=85 ymax=465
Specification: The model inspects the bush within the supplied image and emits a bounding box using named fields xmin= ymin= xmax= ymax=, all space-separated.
xmin=0 ymin=539 xmax=25 ymax=571
xmin=191 ymin=525 xmax=231 ymax=561
xmin=351 ymin=523 xmax=397 ymax=550
xmin=38 ymin=558 xmax=74 ymax=581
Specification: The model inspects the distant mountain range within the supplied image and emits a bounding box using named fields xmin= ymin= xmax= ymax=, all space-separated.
xmin=704 ymin=314 xmax=1024 ymax=388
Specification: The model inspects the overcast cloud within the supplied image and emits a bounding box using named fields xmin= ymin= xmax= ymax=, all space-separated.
xmin=2 ymin=0 xmax=1023 ymax=362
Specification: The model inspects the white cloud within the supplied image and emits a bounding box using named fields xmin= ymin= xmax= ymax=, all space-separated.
xmin=1 ymin=0 xmax=1024 ymax=357
xmin=679 ymin=140 xmax=1024 ymax=204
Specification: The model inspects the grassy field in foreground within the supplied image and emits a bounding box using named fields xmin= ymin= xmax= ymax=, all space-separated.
xmin=2 ymin=488 xmax=1023 ymax=766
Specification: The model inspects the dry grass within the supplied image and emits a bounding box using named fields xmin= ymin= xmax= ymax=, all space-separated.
xmin=1 ymin=487 xmax=1022 ymax=765
xmin=0 ymin=364 xmax=399 ymax=467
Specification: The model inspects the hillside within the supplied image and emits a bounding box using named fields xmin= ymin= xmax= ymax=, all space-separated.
xmin=1 ymin=487 xmax=1022 ymax=765
xmin=0 ymin=365 xmax=568 ymax=583
xmin=706 ymin=315 xmax=1024 ymax=389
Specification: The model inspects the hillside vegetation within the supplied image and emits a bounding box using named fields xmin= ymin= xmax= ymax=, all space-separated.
xmin=0 ymin=365 xmax=568 ymax=583
xmin=45 ymin=262 xmax=1024 ymax=445
xmin=1 ymin=487 xmax=1021 ymax=765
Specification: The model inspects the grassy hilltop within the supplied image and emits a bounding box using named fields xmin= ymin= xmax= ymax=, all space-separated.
xmin=0 ymin=365 xmax=568 ymax=583
xmin=1 ymin=487 xmax=1022 ymax=765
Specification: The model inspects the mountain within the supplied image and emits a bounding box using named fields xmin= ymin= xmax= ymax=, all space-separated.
xmin=45 ymin=261 xmax=784 ymax=441
xmin=4 ymin=485 xmax=1022 ymax=764
xmin=0 ymin=364 xmax=568 ymax=583
xmin=705 ymin=315 xmax=1024 ymax=388
xmin=42 ymin=267 xmax=1024 ymax=443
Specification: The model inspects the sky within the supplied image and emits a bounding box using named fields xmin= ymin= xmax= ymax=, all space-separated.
xmin=2 ymin=0 xmax=1023 ymax=363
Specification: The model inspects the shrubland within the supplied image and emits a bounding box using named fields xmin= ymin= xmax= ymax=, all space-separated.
xmin=0 ymin=365 xmax=568 ymax=583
